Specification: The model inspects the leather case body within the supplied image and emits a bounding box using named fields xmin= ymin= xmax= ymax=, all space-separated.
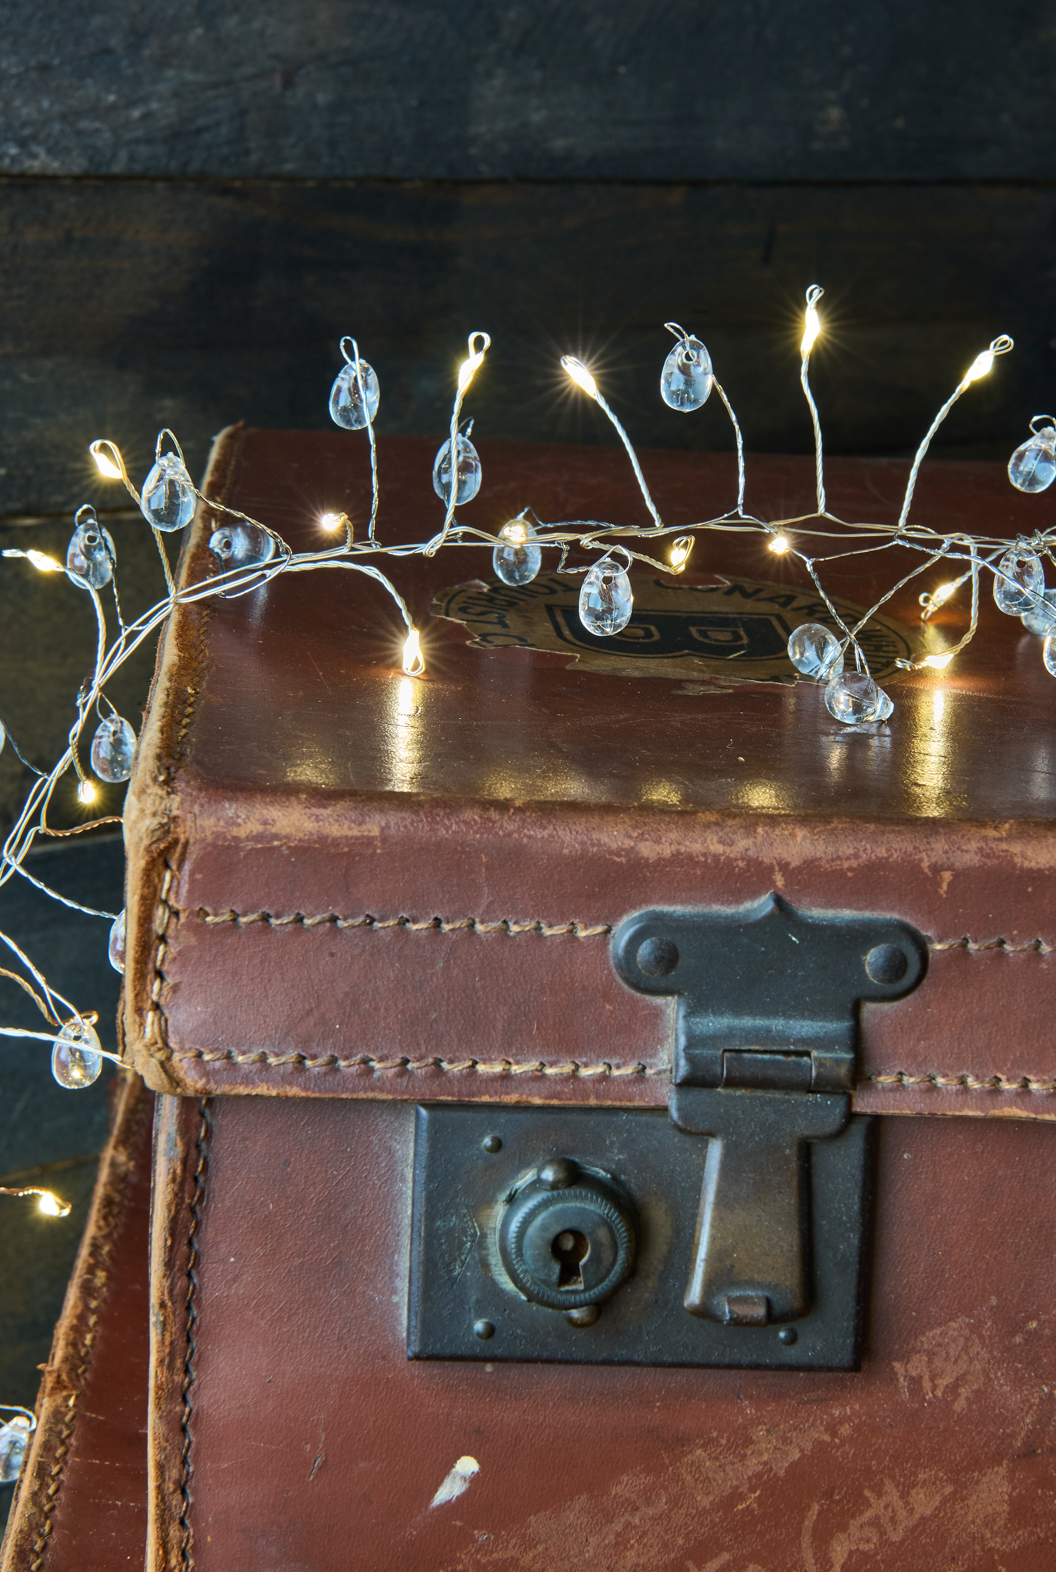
xmin=0 ymin=1073 xmax=153 ymax=1572
xmin=123 ymin=429 xmax=1056 ymax=1569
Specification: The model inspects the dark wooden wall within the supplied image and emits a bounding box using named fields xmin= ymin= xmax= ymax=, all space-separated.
xmin=1 ymin=1 xmax=1055 ymax=522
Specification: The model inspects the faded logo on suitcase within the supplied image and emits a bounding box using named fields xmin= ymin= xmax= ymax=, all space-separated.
xmin=432 ymin=573 xmax=919 ymax=685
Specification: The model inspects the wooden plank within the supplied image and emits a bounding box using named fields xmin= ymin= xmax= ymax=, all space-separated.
xmin=0 ymin=2 xmax=1053 ymax=181
xmin=0 ymin=178 xmax=1052 ymax=518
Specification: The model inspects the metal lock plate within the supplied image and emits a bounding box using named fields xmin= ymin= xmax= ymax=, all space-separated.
xmin=407 ymin=895 xmax=926 ymax=1371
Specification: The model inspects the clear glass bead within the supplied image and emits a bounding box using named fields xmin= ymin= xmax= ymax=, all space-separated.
xmin=90 ymin=716 xmax=136 ymax=783
xmin=994 ymin=548 xmax=1045 ymax=615
xmin=1008 ymin=429 xmax=1056 ymax=494
xmin=108 ymin=909 xmax=126 ymax=974
xmin=0 ymin=718 xmax=5 ymax=755
xmin=787 ymin=622 xmax=844 ymax=681
xmin=0 ymin=1418 xmax=32 ymax=1483
xmin=660 ymin=336 xmax=713 ymax=411
xmin=66 ymin=509 xmax=115 ymax=590
xmin=1021 ymin=587 xmax=1056 ymax=636
xmin=1044 ymin=630 xmax=1056 ymax=678
xmin=579 ymin=557 xmax=633 ymax=637
xmin=52 ymin=1019 xmax=103 ymax=1089
xmin=432 ymin=433 xmax=482 ymax=506
xmin=825 ymin=670 xmax=882 ymax=724
xmin=209 ymin=522 xmax=277 ymax=572
xmin=140 ymin=453 xmax=197 ymax=532
xmin=870 ymin=685 xmax=894 ymax=722
xmin=329 ymin=359 xmax=380 ymax=430
xmin=492 ymin=519 xmax=542 ymax=586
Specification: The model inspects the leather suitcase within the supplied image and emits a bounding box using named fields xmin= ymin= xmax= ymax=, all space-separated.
xmin=124 ymin=427 xmax=1056 ymax=1570
xmin=0 ymin=1072 xmax=153 ymax=1572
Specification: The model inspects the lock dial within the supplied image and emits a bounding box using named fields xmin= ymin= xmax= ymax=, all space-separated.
xmin=496 ymin=1157 xmax=636 ymax=1311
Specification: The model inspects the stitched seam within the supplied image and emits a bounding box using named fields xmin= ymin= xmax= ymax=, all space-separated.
xmin=145 ymin=863 xmax=177 ymax=1055
xmin=171 ymin=1050 xmax=667 ymax=1076
xmin=195 ymin=909 xmax=613 ymax=937
xmin=178 ymin=1100 xmax=211 ymax=1572
xmin=926 ymin=936 xmax=1056 ymax=954
xmin=28 ymin=1094 xmax=152 ymax=1571
xmin=865 ymin=1071 xmax=1056 ymax=1092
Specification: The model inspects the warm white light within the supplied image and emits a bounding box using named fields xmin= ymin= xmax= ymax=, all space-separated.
xmin=2 ymin=548 xmax=64 ymax=572
xmin=965 ymin=350 xmax=995 ymax=384
xmin=402 ymin=628 xmax=425 ymax=676
xmin=800 ymin=305 xmax=821 ymax=356
xmin=769 ymin=533 xmax=791 ymax=555
xmin=561 ymin=356 xmax=598 ymax=399
xmin=457 ymin=351 xmax=484 ymax=392
xmin=923 ymin=652 xmax=954 ymax=670
xmin=38 ymin=1191 xmax=68 ymax=1217
xmin=319 ymin=511 xmax=343 ymax=532
xmin=501 ymin=520 xmax=528 ymax=546
xmin=932 ymin=581 xmax=957 ymax=607
xmin=669 ymin=536 xmax=694 ymax=572
xmin=77 ymin=780 xmax=97 ymax=805
xmin=89 ymin=441 xmax=123 ymax=480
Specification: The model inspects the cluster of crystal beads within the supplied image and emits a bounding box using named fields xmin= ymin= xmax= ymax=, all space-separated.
xmin=66 ymin=507 xmax=115 ymax=589
xmin=209 ymin=522 xmax=277 ymax=572
xmin=492 ymin=517 xmax=542 ymax=586
xmin=52 ymin=1019 xmax=103 ymax=1089
xmin=141 ymin=452 xmax=197 ymax=532
xmin=787 ymin=623 xmax=844 ymax=681
xmin=329 ymin=356 xmax=380 ymax=430
xmin=433 ymin=431 xmax=482 ymax=506
xmin=0 ymin=1417 xmax=31 ymax=1483
xmin=824 ymin=671 xmax=893 ymax=724
xmin=579 ymin=556 xmax=633 ymax=636
xmin=660 ymin=330 xmax=713 ymax=411
xmin=993 ymin=546 xmax=1045 ymax=615
xmin=108 ymin=909 xmax=126 ymax=974
xmin=90 ymin=716 xmax=136 ymax=782
xmin=1021 ymin=587 xmax=1056 ymax=636
xmin=1008 ymin=426 xmax=1056 ymax=494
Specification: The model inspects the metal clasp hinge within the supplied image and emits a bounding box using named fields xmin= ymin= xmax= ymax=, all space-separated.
xmin=612 ymin=894 xmax=927 ymax=1329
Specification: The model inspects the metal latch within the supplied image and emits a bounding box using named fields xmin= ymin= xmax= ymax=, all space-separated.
xmin=611 ymin=894 xmax=927 ymax=1329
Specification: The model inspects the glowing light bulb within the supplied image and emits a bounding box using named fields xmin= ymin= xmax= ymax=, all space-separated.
xmin=965 ymin=350 xmax=994 ymax=383
xmin=923 ymin=652 xmax=954 ymax=670
xmin=931 ymin=582 xmax=957 ymax=607
xmin=769 ymin=533 xmax=791 ymax=555
xmin=320 ymin=512 xmax=343 ymax=532
xmin=402 ymin=628 xmax=425 ymax=676
xmin=77 ymin=780 xmax=97 ymax=805
xmin=38 ymin=1191 xmax=69 ymax=1217
xmin=89 ymin=441 xmax=123 ymax=480
xmin=561 ymin=356 xmax=598 ymax=399
xmin=668 ymin=536 xmax=694 ymax=572
xmin=503 ymin=521 xmax=527 ymax=546
xmin=28 ymin=550 xmax=62 ymax=572
xmin=801 ymin=305 xmax=821 ymax=356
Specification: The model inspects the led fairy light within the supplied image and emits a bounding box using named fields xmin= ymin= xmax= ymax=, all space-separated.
xmin=0 ymin=1184 xmax=71 ymax=1217
xmin=3 ymin=304 xmax=1056 ymax=1096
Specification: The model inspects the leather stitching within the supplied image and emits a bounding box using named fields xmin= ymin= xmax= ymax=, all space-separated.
xmin=865 ymin=1071 xmax=1056 ymax=1092
xmin=178 ymin=1099 xmax=211 ymax=1572
xmin=144 ymin=863 xmax=177 ymax=1055
xmin=171 ymin=1050 xmax=666 ymax=1076
xmin=195 ymin=909 xmax=613 ymax=937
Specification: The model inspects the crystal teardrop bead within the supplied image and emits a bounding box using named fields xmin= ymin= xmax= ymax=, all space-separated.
xmin=578 ymin=558 xmax=633 ymax=637
xmin=52 ymin=1019 xmax=103 ymax=1089
xmin=432 ymin=433 xmax=482 ymax=505
xmin=108 ymin=909 xmax=126 ymax=974
xmin=1008 ymin=430 xmax=1056 ymax=494
xmin=870 ymin=686 xmax=894 ymax=722
xmin=492 ymin=519 xmax=542 ymax=586
xmin=90 ymin=716 xmax=136 ymax=783
xmin=787 ymin=622 xmax=844 ymax=681
xmin=209 ymin=522 xmax=277 ymax=572
xmin=660 ymin=336 xmax=714 ymax=411
xmin=825 ymin=671 xmax=882 ymax=724
xmin=66 ymin=509 xmax=115 ymax=589
xmin=329 ymin=360 xmax=380 ymax=430
xmin=0 ymin=1418 xmax=31 ymax=1483
xmin=1044 ymin=630 xmax=1056 ymax=678
xmin=1021 ymin=587 xmax=1056 ymax=636
xmin=140 ymin=453 xmax=197 ymax=532
xmin=994 ymin=548 xmax=1045 ymax=615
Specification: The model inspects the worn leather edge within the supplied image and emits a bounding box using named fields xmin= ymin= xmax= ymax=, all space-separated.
xmin=122 ymin=425 xmax=245 ymax=1096
xmin=147 ymin=1095 xmax=211 ymax=1572
xmin=0 ymin=1072 xmax=152 ymax=1572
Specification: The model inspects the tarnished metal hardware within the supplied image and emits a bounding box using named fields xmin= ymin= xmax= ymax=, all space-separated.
xmin=612 ymin=894 xmax=927 ymax=1329
xmin=496 ymin=1156 xmax=636 ymax=1311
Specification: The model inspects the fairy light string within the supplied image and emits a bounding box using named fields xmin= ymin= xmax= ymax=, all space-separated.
xmin=0 ymin=284 xmax=1052 ymax=1089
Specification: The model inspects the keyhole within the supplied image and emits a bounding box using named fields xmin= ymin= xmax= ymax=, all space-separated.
xmin=552 ymin=1229 xmax=590 ymax=1289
